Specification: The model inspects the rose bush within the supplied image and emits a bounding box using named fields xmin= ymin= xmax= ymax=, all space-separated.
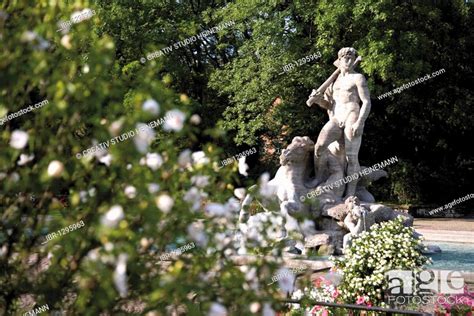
xmin=0 ymin=2 xmax=294 ymax=315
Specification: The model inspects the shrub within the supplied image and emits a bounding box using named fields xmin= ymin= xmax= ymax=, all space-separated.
xmin=288 ymin=218 xmax=430 ymax=314
xmin=0 ymin=3 xmax=287 ymax=315
xmin=332 ymin=217 xmax=431 ymax=306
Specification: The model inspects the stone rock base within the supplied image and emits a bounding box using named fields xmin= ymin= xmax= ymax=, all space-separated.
xmin=304 ymin=230 xmax=345 ymax=255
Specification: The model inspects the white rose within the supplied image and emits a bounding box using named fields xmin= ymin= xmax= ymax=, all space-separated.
xmin=190 ymin=114 xmax=201 ymax=125
xmin=47 ymin=160 xmax=64 ymax=178
xmin=249 ymin=302 xmax=260 ymax=313
xmin=98 ymin=154 xmax=112 ymax=166
xmin=208 ymin=302 xmax=227 ymax=316
xmin=124 ymin=185 xmax=137 ymax=199
xmin=142 ymin=152 xmax=163 ymax=171
xmin=17 ymin=153 xmax=34 ymax=166
xmin=191 ymin=175 xmax=209 ymax=188
xmin=102 ymin=205 xmax=124 ymax=228
xmin=205 ymin=203 xmax=227 ymax=217
xmin=191 ymin=151 xmax=210 ymax=165
xmin=108 ymin=119 xmax=124 ymax=136
xmin=60 ymin=35 xmax=72 ymax=49
xmin=238 ymin=156 xmax=249 ymax=177
xmin=178 ymin=149 xmax=192 ymax=167
xmin=147 ymin=183 xmax=160 ymax=194
xmin=156 ymin=194 xmax=174 ymax=213
xmin=163 ymin=109 xmax=186 ymax=132
xmin=21 ymin=30 xmax=37 ymax=42
xmin=9 ymin=130 xmax=29 ymax=149
xmin=133 ymin=123 xmax=156 ymax=153
xmin=142 ymin=99 xmax=160 ymax=115
xmin=233 ymin=188 xmax=246 ymax=200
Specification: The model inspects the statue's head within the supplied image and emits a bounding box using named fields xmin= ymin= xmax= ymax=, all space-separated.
xmin=345 ymin=196 xmax=367 ymax=219
xmin=337 ymin=47 xmax=357 ymax=71
xmin=345 ymin=195 xmax=360 ymax=210
xmin=280 ymin=136 xmax=314 ymax=166
xmin=345 ymin=195 xmax=359 ymax=204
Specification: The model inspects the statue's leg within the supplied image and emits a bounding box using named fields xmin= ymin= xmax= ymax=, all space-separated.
xmin=325 ymin=170 xmax=345 ymax=197
xmin=315 ymin=120 xmax=342 ymax=159
xmin=311 ymin=120 xmax=342 ymax=187
xmin=344 ymin=115 xmax=363 ymax=198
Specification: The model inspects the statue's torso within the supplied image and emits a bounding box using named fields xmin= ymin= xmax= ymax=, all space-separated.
xmin=331 ymin=73 xmax=361 ymax=124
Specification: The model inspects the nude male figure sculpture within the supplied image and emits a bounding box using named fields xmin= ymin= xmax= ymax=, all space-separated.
xmin=306 ymin=47 xmax=371 ymax=198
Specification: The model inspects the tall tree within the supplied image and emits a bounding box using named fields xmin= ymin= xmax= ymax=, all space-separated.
xmin=210 ymin=0 xmax=474 ymax=204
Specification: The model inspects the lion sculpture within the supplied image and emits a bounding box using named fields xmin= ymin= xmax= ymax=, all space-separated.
xmin=237 ymin=136 xmax=315 ymax=253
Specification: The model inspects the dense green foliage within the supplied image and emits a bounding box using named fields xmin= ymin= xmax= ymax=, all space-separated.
xmin=95 ymin=0 xmax=473 ymax=204
xmin=210 ymin=0 xmax=474 ymax=204
xmin=0 ymin=1 xmax=287 ymax=314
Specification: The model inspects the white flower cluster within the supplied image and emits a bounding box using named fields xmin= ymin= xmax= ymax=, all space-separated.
xmin=102 ymin=205 xmax=125 ymax=228
xmin=194 ymin=199 xmax=242 ymax=253
xmin=238 ymin=212 xmax=285 ymax=248
xmin=184 ymin=186 xmax=208 ymax=211
xmin=187 ymin=221 xmax=209 ymax=248
xmin=332 ymin=217 xmax=430 ymax=305
xmin=290 ymin=272 xmax=344 ymax=314
xmin=204 ymin=198 xmax=240 ymax=218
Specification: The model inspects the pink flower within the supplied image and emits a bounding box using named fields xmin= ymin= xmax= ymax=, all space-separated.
xmin=321 ymin=309 xmax=329 ymax=316
xmin=313 ymin=278 xmax=322 ymax=288
xmin=356 ymin=296 xmax=365 ymax=305
xmin=331 ymin=288 xmax=339 ymax=298
xmin=438 ymin=294 xmax=451 ymax=309
xmin=464 ymin=285 xmax=470 ymax=295
xmin=309 ymin=305 xmax=322 ymax=314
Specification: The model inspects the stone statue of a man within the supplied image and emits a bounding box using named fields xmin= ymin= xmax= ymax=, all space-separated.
xmin=308 ymin=47 xmax=371 ymax=198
